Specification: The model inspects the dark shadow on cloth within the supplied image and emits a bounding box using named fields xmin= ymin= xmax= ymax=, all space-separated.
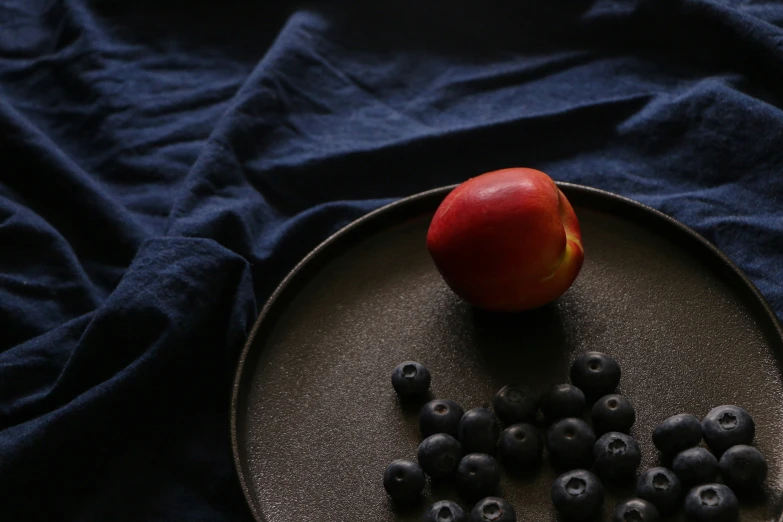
xmin=91 ymin=1 xmax=295 ymax=62
xmin=317 ymin=0 xmax=597 ymax=55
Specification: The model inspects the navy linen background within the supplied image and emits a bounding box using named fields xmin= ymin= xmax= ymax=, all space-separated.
xmin=1 ymin=0 xmax=782 ymax=520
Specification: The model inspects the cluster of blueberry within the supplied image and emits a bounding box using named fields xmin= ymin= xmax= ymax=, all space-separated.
xmin=384 ymin=359 xmax=521 ymax=521
xmin=548 ymin=355 xmax=768 ymax=522
xmin=382 ymin=353 xmax=767 ymax=522
xmin=631 ymin=404 xmax=766 ymax=522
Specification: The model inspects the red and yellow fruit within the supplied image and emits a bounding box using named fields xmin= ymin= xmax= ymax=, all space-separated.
xmin=426 ymin=167 xmax=584 ymax=311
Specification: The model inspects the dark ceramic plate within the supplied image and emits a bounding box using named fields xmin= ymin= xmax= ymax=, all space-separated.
xmin=231 ymin=183 xmax=783 ymax=522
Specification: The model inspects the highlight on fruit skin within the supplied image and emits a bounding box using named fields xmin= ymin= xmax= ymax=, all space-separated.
xmin=426 ymin=167 xmax=585 ymax=312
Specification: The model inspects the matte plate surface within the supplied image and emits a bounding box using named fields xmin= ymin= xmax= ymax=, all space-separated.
xmin=232 ymin=184 xmax=783 ymax=522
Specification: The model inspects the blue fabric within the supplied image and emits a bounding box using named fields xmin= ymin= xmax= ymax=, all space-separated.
xmin=1 ymin=1 xmax=782 ymax=519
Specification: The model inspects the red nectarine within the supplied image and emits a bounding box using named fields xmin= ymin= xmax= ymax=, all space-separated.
xmin=426 ymin=168 xmax=584 ymax=311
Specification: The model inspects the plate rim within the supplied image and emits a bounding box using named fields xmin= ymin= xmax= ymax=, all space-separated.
xmin=230 ymin=182 xmax=783 ymax=522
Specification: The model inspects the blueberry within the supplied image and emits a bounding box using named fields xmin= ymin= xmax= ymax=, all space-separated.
xmin=418 ymin=433 xmax=462 ymax=478
xmin=593 ymin=432 xmax=641 ymax=481
xmin=458 ymin=407 xmax=501 ymax=455
xmin=540 ymin=384 xmax=586 ymax=423
xmin=636 ymin=467 xmax=682 ymax=514
xmin=702 ymin=405 xmax=755 ymax=455
xmin=684 ymin=484 xmax=739 ymax=522
xmin=551 ymin=469 xmax=604 ymax=521
xmin=420 ymin=399 xmax=465 ymax=438
xmin=591 ymin=394 xmax=635 ymax=435
xmin=492 ymin=385 xmax=538 ymax=425
xmin=546 ymin=417 xmax=596 ymax=470
xmin=456 ymin=453 xmax=501 ymax=501
xmin=672 ymin=447 xmax=719 ymax=488
xmin=497 ymin=423 xmax=543 ymax=472
xmin=423 ymin=500 xmax=467 ymax=522
xmin=719 ymin=444 xmax=768 ymax=491
xmin=653 ymin=414 xmax=703 ymax=455
xmin=470 ymin=497 xmax=516 ymax=522
xmin=391 ymin=361 xmax=431 ymax=397
xmin=570 ymin=351 xmax=621 ymax=401
xmin=612 ymin=498 xmax=660 ymax=522
xmin=383 ymin=459 xmax=425 ymax=501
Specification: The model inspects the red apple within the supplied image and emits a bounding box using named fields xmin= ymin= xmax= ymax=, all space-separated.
xmin=426 ymin=168 xmax=584 ymax=311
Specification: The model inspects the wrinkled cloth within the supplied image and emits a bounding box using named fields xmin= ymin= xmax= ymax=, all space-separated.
xmin=1 ymin=1 xmax=782 ymax=520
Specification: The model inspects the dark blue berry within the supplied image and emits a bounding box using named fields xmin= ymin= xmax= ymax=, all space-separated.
xmin=653 ymin=414 xmax=703 ymax=455
xmin=383 ymin=459 xmax=425 ymax=501
xmin=546 ymin=417 xmax=595 ymax=470
xmin=672 ymin=447 xmax=718 ymax=488
xmin=492 ymin=385 xmax=538 ymax=425
xmin=458 ymin=407 xmax=501 ymax=455
xmin=456 ymin=453 xmax=501 ymax=501
xmin=423 ymin=500 xmax=467 ymax=522
xmin=391 ymin=361 xmax=431 ymax=397
xmin=719 ymin=444 xmax=768 ymax=491
xmin=417 ymin=433 xmax=462 ymax=478
xmin=593 ymin=432 xmax=641 ymax=481
xmin=497 ymin=423 xmax=543 ymax=471
xmin=470 ymin=497 xmax=516 ymax=522
xmin=684 ymin=484 xmax=739 ymax=522
xmin=551 ymin=469 xmax=604 ymax=521
xmin=702 ymin=405 xmax=755 ymax=455
xmin=591 ymin=394 xmax=635 ymax=435
xmin=420 ymin=399 xmax=465 ymax=438
xmin=540 ymin=384 xmax=585 ymax=423
xmin=612 ymin=498 xmax=660 ymax=522
xmin=636 ymin=467 xmax=682 ymax=514
xmin=570 ymin=351 xmax=621 ymax=401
